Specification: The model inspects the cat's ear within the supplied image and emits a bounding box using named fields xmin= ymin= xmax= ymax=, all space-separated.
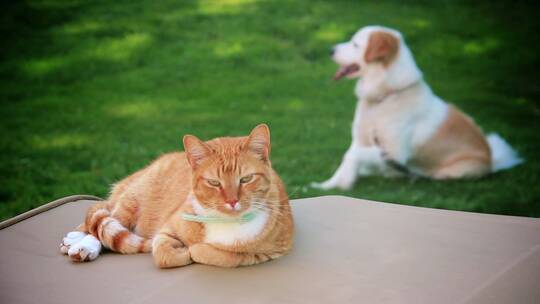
xmin=245 ymin=124 xmax=271 ymax=161
xmin=183 ymin=135 xmax=212 ymax=169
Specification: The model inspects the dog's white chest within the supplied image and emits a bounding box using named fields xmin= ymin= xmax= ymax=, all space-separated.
xmin=203 ymin=211 xmax=269 ymax=246
xmin=354 ymin=94 xmax=448 ymax=164
xmin=356 ymin=101 xmax=403 ymax=145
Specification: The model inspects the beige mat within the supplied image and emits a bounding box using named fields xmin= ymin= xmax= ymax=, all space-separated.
xmin=1 ymin=195 xmax=539 ymax=304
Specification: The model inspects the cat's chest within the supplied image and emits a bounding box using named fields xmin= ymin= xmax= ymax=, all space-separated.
xmin=203 ymin=212 xmax=269 ymax=246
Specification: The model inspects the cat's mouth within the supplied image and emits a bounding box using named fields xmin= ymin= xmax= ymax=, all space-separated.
xmin=218 ymin=202 xmax=250 ymax=216
xmin=334 ymin=63 xmax=360 ymax=80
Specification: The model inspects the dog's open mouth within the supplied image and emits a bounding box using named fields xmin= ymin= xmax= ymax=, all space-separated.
xmin=334 ymin=64 xmax=360 ymax=80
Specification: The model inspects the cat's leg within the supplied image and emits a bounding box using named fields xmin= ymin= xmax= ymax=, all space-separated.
xmin=152 ymin=231 xmax=192 ymax=268
xmin=60 ymin=201 xmax=150 ymax=262
xmin=189 ymin=243 xmax=279 ymax=267
xmin=60 ymin=203 xmax=107 ymax=262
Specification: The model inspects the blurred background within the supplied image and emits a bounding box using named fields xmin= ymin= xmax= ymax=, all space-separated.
xmin=1 ymin=0 xmax=539 ymax=220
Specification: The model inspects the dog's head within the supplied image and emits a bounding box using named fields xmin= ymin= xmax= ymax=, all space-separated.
xmin=331 ymin=26 xmax=402 ymax=80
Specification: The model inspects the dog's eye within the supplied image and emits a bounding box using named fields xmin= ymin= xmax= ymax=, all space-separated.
xmin=206 ymin=179 xmax=221 ymax=187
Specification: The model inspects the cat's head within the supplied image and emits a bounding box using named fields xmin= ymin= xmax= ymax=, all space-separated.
xmin=183 ymin=124 xmax=272 ymax=216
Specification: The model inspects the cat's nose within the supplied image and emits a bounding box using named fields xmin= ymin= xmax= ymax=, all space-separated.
xmin=226 ymin=199 xmax=239 ymax=209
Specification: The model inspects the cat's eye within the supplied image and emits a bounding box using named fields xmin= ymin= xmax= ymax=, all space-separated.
xmin=240 ymin=174 xmax=254 ymax=184
xmin=206 ymin=179 xmax=221 ymax=187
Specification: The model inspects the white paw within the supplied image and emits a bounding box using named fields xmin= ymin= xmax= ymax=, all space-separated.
xmin=311 ymin=180 xmax=353 ymax=191
xmin=310 ymin=181 xmax=336 ymax=190
xmin=60 ymin=231 xmax=86 ymax=254
xmin=67 ymin=234 xmax=102 ymax=262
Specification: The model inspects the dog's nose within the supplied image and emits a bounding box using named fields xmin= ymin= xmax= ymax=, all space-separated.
xmin=330 ymin=47 xmax=335 ymax=56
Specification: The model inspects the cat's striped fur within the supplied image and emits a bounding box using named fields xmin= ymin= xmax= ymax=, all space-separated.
xmin=60 ymin=124 xmax=294 ymax=267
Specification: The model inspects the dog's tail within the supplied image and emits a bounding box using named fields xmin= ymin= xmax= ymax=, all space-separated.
xmin=486 ymin=133 xmax=523 ymax=172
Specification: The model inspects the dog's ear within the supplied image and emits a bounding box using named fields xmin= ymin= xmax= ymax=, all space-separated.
xmin=364 ymin=31 xmax=399 ymax=65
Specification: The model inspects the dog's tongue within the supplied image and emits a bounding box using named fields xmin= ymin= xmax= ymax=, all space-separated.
xmin=334 ymin=64 xmax=360 ymax=80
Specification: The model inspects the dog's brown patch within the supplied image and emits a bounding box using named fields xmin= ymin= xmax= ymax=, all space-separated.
xmin=364 ymin=31 xmax=399 ymax=66
xmin=411 ymin=105 xmax=491 ymax=177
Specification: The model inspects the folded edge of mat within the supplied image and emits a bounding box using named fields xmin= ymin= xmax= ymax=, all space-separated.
xmin=0 ymin=195 xmax=103 ymax=230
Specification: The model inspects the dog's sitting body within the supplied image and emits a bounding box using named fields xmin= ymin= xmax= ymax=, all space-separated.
xmin=313 ymin=26 xmax=522 ymax=190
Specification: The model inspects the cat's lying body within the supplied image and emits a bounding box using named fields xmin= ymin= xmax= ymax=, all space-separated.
xmin=60 ymin=124 xmax=294 ymax=268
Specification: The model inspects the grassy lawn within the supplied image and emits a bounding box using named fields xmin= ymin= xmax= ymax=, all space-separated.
xmin=1 ymin=0 xmax=539 ymax=220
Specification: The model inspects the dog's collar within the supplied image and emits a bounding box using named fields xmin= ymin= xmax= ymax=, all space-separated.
xmin=181 ymin=211 xmax=257 ymax=223
xmin=373 ymin=80 xmax=421 ymax=103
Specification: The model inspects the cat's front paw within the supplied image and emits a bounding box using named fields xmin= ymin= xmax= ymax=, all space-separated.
xmin=189 ymin=243 xmax=215 ymax=265
xmin=189 ymin=243 xmax=240 ymax=267
xmin=61 ymin=232 xmax=102 ymax=262
xmin=152 ymin=241 xmax=192 ymax=269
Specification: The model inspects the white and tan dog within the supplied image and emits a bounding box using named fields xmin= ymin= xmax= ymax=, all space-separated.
xmin=312 ymin=25 xmax=522 ymax=190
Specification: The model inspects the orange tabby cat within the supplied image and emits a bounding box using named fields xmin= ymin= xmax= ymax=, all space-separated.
xmin=59 ymin=124 xmax=294 ymax=268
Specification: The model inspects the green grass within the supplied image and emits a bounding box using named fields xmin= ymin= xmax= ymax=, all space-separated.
xmin=1 ymin=0 xmax=539 ymax=220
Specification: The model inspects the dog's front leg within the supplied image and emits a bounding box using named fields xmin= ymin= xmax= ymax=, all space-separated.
xmin=311 ymin=144 xmax=363 ymax=190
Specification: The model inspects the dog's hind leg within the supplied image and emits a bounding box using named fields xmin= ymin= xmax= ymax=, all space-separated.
xmin=432 ymin=156 xmax=490 ymax=179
